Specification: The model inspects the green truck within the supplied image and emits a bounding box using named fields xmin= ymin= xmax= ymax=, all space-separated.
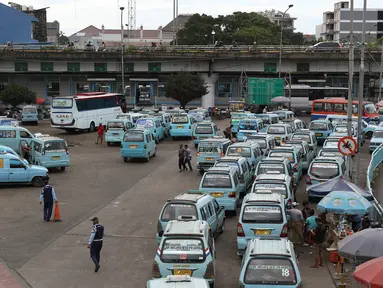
xmin=247 ymin=78 xmax=285 ymax=107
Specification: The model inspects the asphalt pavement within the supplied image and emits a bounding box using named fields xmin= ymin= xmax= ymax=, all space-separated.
xmin=0 ymin=119 xmax=372 ymax=287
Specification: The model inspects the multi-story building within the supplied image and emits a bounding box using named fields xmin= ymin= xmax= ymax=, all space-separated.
xmin=69 ymin=14 xmax=192 ymax=48
xmin=318 ymin=1 xmax=383 ymax=42
xmin=260 ymin=9 xmax=296 ymax=30
xmin=47 ymin=21 xmax=60 ymax=43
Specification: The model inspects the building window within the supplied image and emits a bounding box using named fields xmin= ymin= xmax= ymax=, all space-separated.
xmin=41 ymin=62 xmax=54 ymax=72
xmin=218 ymin=83 xmax=232 ymax=97
xmin=125 ymin=63 xmax=134 ymax=72
xmin=148 ymin=62 xmax=161 ymax=72
xmin=15 ymin=62 xmax=28 ymax=72
xmin=47 ymin=82 xmax=60 ymax=97
xmin=264 ymin=63 xmax=277 ymax=72
xmin=67 ymin=63 xmax=80 ymax=72
xmin=94 ymin=63 xmax=107 ymax=72
xmin=76 ymin=83 xmax=90 ymax=93
xmin=297 ymin=63 xmax=310 ymax=72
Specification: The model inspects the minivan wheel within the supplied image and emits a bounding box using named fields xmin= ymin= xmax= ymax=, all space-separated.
xmin=60 ymin=167 xmax=66 ymax=171
xmin=123 ymin=157 xmax=128 ymax=162
xmin=209 ymin=281 xmax=215 ymax=288
xmin=31 ymin=176 xmax=44 ymax=187
xmin=145 ymin=154 xmax=150 ymax=162
xmin=366 ymin=131 xmax=373 ymax=139
xmin=153 ymin=148 xmax=157 ymax=157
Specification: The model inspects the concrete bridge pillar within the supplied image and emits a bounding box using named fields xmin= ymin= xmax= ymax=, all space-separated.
xmin=201 ymin=73 xmax=219 ymax=109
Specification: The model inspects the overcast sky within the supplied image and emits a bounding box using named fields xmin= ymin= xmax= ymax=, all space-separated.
xmin=4 ymin=0 xmax=382 ymax=35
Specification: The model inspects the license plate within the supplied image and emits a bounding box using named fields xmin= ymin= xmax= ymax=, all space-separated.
xmin=206 ymin=157 xmax=213 ymax=160
xmin=315 ymin=133 xmax=323 ymax=137
xmin=113 ymin=133 xmax=119 ymax=136
xmin=129 ymin=145 xmax=138 ymax=148
xmin=255 ymin=230 xmax=270 ymax=235
xmin=211 ymin=192 xmax=224 ymax=197
xmin=174 ymin=270 xmax=192 ymax=276
xmin=52 ymin=156 xmax=60 ymax=160
xmin=177 ymin=126 xmax=183 ymax=128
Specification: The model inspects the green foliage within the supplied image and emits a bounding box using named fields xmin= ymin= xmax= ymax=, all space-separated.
xmin=0 ymin=84 xmax=37 ymax=107
xmin=57 ymin=31 xmax=70 ymax=45
xmin=165 ymin=72 xmax=208 ymax=108
xmin=176 ymin=12 xmax=304 ymax=45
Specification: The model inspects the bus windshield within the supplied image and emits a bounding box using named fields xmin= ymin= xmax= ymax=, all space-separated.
xmin=52 ymin=98 xmax=73 ymax=108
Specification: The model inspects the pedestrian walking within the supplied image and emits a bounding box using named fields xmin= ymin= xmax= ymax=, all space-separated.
xmin=178 ymin=144 xmax=186 ymax=172
xmin=184 ymin=144 xmax=193 ymax=171
xmin=88 ymin=217 xmax=104 ymax=272
xmin=39 ymin=180 xmax=57 ymax=222
xmin=95 ymin=123 xmax=105 ymax=145
xmin=288 ymin=202 xmax=304 ymax=245
xmin=301 ymin=200 xmax=311 ymax=220
xmin=224 ymin=125 xmax=233 ymax=139
xmin=310 ymin=217 xmax=327 ymax=268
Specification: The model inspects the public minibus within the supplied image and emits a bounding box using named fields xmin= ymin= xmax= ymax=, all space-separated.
xmin=323 ymin=136 xmax=343 ymax=149
xmin=188 ymin=108 xmax=210 ymax=122
xmin=225 ymin=141 xmax=264 ymax=167
xmin=121 ymin=129 xmax=157 ymax=162
xmin=239 ymin=238 xmax=302 ymax=287
xmin=26 ymin=134 xmax=70 ymax=171
xmin=116 ymin=113 xmax=145 ymax=126
xmin=311 ymin=98 xmax=380 ymax=123
xmin=0 ymin=145 xmax=28 ymax=164
xmin=246 ymin=135 xmax=277 ymax=156
xmin=370 ymin=128 xmax=383 ymax=153
xmin=251 ymin=173 xmax=295 ymax=206
xmin=291 ymin=130 xmax=318 ymax=156
xmin=306 ymin=156 xmax=345 ymax=188
xmin=0 ymin=117 xmax=19 ymax=126
xmin=105 ymin=119 xmax=134 ymax=145
xmin=170 ymin=114 xmax=196 ymax=139
xmin=0 ymin=126 xmax=35 ymax=154
xmin=214 ymin=156 xmax=253 ymax=196
xmin=266 ymin=124 xmax=293 ymax=144
xmin=156 ymin=192 xmax=225 ymax=244
xmin=284 ymin=140 xmax=314 ymax=172
xmin=237 ymin=193 xmax=288 ymax=256
xmin=151 ymin=113 xmax=172 ymax=137
xmin=254 ymin=158 xmax=293 ymax=182
xmin=21 ymin=105 xmax=38 ymax=125
xmin=146 ymin=276 xmax=210 ymax=288
xmin=237 ymin=119 xmax=263 ymax=142
xmin=330 ymin=123 xmax=361 ymax=144
xmin=309 ymin=119 xmax=334 ymax=145
xmin=268 ymin=146 xmax=303 ymax=184
xmin=199 ymin=167 xmax=241 ymax=215
xmin=273 ymin=110 xmax=294 ymax=121
xmin=136 ymin=117 xmax=165 ymax=143
xmin=196 ymin=137 xmax=231 ymax=173
xmin=281 ymin=119 xmax=306 ymax=132
xmin=318 ymin=147 xmax=345 ymax=160
xmin=325 ymin=114 xmax=377 ymax=139
xmin=254 ymin=114 xmax=279 ymax=131
xmin=192 ymin=121 xmax=219 ymax=148
xmin=153 ymin=216 xmax=216 ymax=287
xmin=231 ymin=113 xmax=254 ymax=134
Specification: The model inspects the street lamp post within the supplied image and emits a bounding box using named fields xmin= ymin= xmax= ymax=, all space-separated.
xmin=278 ymin=4 xmax=293 ymax=78
xmin=120 ymin=7 xmax=125 ymax=96
xmin=212 ymin=31 xmax=216 ymax=45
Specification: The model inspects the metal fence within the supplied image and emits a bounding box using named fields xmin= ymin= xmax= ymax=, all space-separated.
xmin=367 ymin=143 xmax=383 ymax=223
xmin=1 ymin=44 xmax=382 ymax=53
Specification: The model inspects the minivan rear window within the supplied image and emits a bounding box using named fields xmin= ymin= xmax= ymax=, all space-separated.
xmin=253 ymin=183 xmax=287 ymax=198
xmin=292 ymin=134 xmax=311 ymax=144
xmin=310 ymin=162 xmax=339 ymax=179
xmin=249 ymin=138 xmax=266 ymax=148
xmin=136 ymin=119 xmax=154 ymax=128
xmin=245 ymin=258 xmax=296 ymax=285
xmin=195 ymin=125 xmax=213 ymax=134
xmin=161 ymin=203 xmax=197 ymax=221
xmin=227 ymin=147 xmax=251 ymax=157
xmin=124 ymin=132 xmax=144 ymax=142
xmin=310 ymin=122 xmax=327 ymax=130
xmin=43 ymin=141 xmax=67 ymax=151
xmin=202 ymin=173 xmax=232 ymax=188
xmin=161 ymin=239 xmax=205 ymax=263
xmin=242 ymin=205 xmax=283 ymax=223
xmin=257 ymin=163 xmax=285 ymax=174
xmin=172 ymin=116 xmax=189 ymax=124
xmin=198 ymin=145 xmax=221 ymax=153
xmin=267 ymin=126 xmax=286 ymax=134
xmin=269 ymin=152 xmax=295 ymax=163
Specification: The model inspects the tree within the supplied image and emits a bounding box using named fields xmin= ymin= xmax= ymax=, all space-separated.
xmin=176 ymin=12 xmax=304 ymax=45
xmin=57 ymin=31 xmax=70 ymax=45
xmin=0 ymin=84 xmax=37 ymax=108
xmin=165 ymin=72 xmax=208 ymax=108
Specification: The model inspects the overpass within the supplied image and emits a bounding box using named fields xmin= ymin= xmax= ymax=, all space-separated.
xmin=0 ymin=45 xmax=382 ymax=107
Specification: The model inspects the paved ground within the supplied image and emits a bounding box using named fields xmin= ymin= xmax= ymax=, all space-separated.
xmin=0 ymin=118 xmax=373 ymax=287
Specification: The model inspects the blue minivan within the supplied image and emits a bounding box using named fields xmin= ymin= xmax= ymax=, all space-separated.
xmin=21 ymin=105 xmax=38 ymax=125
xmin=237 ymin=119 xmax=263 ymax=142
xmin=136 ymin=117 xmax=165 ymax=143
xmin=193 ymin=121 xmax=219 ymax=148
xmin=121 ymin=129 xmax=157 ymax=162
xmin=196 ymin=137 xmax=231 ymax=173
xmin=170 ymin=114 xmax=196 ymax=139
xmin=105 ymin=119 xmax=134 ymax=145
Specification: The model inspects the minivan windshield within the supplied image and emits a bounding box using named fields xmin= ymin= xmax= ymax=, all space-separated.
xmin=172 ymin=116 xmax=189 ymax=124
xmin=136 ymin=119 xmax=154 ymax=128
xmin=43 ymin=141 xmax=67 ymax=151
xmin=310 ymin=162 xmax=339 ymax=179
xmin=245 ymin=258 xmax=296 ymax=285
xmin=242 ymin=205 xmax=283 ymax=223
xmin=226 ymin=147 xmax=251 ymax=157
xmin=195 ymin=125 xmax=213 ymax=134
xmin=202 ymin=173 xmax=232 ymax=188
xmin=161 ymin=203 xmax=197 ymax=221
xmin=161 ymin=239 xmax=205 ymax=263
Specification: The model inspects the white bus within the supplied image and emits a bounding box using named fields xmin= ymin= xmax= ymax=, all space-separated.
xmin=285 ymin=84 xmax=348 ymax=112
xmin=50 ymin=92 xmax=126 ymax=132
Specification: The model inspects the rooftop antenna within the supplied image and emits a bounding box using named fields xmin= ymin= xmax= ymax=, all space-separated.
xmin=127 ymin=0 xmax=136 ymax=41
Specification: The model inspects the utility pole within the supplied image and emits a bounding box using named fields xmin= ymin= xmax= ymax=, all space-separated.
xmin=175 ymin=0 xmax=178 ymax=45
xmin=172 ymin=0 xmax=175 ymax=45
xmin=355 ymin=0 xmax=367 ymax=186
xmin=379 ymin=37 xmax=383 ymax=101
xmin=120 ymin=7 xmax=125 ymax=96
xmin=346 ymin=0 xmax=354 ymax=180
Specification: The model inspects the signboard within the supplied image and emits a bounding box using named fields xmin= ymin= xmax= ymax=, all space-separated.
xmin=338 ymin=136 xmax=357 ymax=156
xmin=247 ymin=78 xmax=284 ymax=105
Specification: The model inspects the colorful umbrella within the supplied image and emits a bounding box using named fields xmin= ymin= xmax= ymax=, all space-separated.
xmin=36 ymin=97 xmax=46 ymax=105
xmin=354 ymin=256 xmax=383 ymax=288
xmin=317 ymin=191 xmax=373 ymax=215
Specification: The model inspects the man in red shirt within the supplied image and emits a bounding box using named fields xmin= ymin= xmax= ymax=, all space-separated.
xmin=95 ymin=123 xmax=105 ymax=145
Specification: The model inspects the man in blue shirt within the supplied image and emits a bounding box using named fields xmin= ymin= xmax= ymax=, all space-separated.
xmin=88 ymin=217 xmax=104 ymax=272
xmin=184 ymin=144 xmax=193 ymax=171
xmin=39 ymin=180 xmax=57 ymax=222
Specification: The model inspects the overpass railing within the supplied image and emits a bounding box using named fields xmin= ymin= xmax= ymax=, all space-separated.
xmin=1 ymin=44 xmax=382 ymax=53
xmin=367 ymin=143 xmax=383 ymax=224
